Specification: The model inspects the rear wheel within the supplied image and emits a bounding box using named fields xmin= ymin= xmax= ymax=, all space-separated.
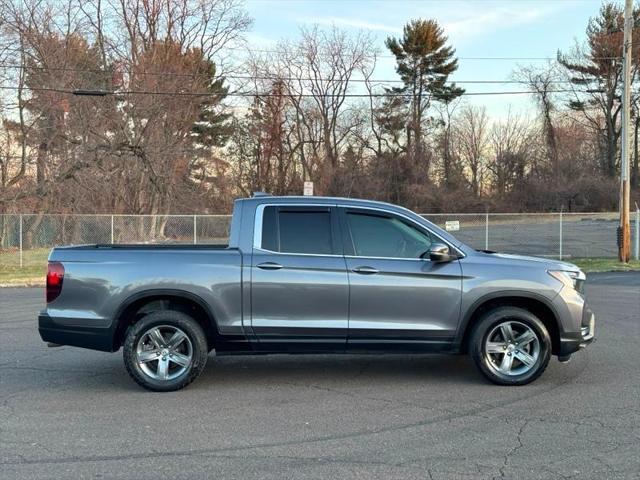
xmin=123 ymin=310 xmax=208 ymax=392
xmin=470 ymin=307 xmax=551 ymax=386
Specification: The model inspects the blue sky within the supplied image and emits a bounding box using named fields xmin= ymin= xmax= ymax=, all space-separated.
xmin=241 ymin=0 xmax=608 ymax=118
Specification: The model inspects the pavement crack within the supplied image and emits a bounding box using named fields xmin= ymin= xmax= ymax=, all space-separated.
xmin=495 ymin=419 xmax=530 ymax=479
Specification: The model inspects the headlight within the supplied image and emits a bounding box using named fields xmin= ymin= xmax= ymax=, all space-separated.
xmin=548 ymin=270 xmax=586 ymax=292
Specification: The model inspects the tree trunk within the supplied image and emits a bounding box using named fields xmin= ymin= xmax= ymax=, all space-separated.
xmin=37 ymin=142 xmax=47 ymax=188
xmin=606 ymin=121 xmax=617 ymax=178
xmin=24 ymin=213 xmax=44 ymax=250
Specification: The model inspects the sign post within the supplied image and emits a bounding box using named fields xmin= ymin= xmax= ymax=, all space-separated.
xmin=303 ymin=181 xmax=314 ymax=196
xmin=445 ymin=220 xmax=460 ymax=232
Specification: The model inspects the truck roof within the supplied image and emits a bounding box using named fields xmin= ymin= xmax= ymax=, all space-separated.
xmin=232 ymin=194 xmax=469 ymax=253
xmin=238 ymin=195 xmax=407 ymax=211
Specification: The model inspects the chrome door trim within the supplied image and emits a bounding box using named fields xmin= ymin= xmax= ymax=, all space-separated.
xmin=252 ymin=202 xmax=464 ymax=259
xmin=345 ymin=255 xmax=425 ymax=262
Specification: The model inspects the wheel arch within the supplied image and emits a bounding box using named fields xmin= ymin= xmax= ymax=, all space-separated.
xmin=112 ymin=289 xmax=219 ymax=351
xmin=458 ymin=293 xmax=561 ymax=355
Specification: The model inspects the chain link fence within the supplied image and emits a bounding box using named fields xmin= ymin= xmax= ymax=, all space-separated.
xmin=0 ymin=214 xmax=232 ymax=269
xmin=423 ymin=212 xmax=639 ymax=259
xmin=1 ymin=211 xmax=639 ymax=270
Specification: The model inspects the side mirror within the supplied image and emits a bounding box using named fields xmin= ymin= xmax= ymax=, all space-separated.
xmin=427 ymin=243 xmax=455 ymax=263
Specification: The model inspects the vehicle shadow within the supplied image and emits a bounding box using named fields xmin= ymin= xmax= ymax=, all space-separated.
xmin=12 ymin=349 xmax=488 ymax=394
xmin=195 ymin=353 xmax=486 ymax=389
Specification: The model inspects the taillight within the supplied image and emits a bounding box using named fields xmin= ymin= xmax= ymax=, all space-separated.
xmin=46 ymin=262 xmax=65 ymax=303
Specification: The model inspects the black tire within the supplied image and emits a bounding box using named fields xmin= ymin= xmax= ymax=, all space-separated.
xmin=123 ymin=310 xmax=208 ymax=392
xmin=469 ymin=306 xmax=551 ymax=386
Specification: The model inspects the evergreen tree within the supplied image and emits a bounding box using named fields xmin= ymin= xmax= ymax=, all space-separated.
xmin=191 ymin=60 xmax=232 ymax=153
xmin=558 ymin=3 xmax=640 ymax=178
xmin=385 ymin=19 xmax=464 ymax=180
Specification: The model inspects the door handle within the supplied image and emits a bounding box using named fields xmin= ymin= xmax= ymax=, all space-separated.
xmin=352 ymin=266 xmax=379 ymax=275
xmin=257 ymin=262 xmax=283 ymax=270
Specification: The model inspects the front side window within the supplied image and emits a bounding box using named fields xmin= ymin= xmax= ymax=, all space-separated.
xmin=261 ymin=207 xmax=333 ymax=255
xmin=347 ymin=212 xmax=432 ymax=259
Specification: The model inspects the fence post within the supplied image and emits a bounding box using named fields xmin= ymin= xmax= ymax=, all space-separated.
xmin=19 ymin=214 xmax=23 ymax=268
xmin=193 ymin=215 xmax=197 ymax=244
xmin=559 ymin=209 xmax=563 ymax=260
xmin=110 ymin=215 xmax=114 ymax=244
xmin=635 ymin=207 xmax=639 ymax=261
xmin=485 ymin=212 xmax=489 ymax=251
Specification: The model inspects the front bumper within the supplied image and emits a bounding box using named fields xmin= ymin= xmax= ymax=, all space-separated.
xmin=558 ymin=307 xmax=595 ymax=357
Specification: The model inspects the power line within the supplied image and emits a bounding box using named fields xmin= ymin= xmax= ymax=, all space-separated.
xmin=248 ymin=0 xmax=603 ymax=2
xmin=0 ymin=62 xmax=584 ymax=85
xmin=222 ymin=46 xmax=622 ymax=61
xmin=0 ymin=84 xmax=590 ymax=97
xmin=245 ymin=0 xmax=595 ymax=1
xmin=0 ymin=52 xmax=622 ymax=78
xmin=0 ymin=62 xmax=212 ymax=79
xmin=229 ymin=76 xmax=579 ymax=84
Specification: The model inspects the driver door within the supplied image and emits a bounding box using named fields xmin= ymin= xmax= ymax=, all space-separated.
xmin=338 ymin=207 xmax=463 ymax=351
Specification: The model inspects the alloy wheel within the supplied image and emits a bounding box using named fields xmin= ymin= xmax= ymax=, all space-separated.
xmin=136 ymin=325 xmax=193 ymax=381
xmin=484 ymin=320 xmax=540 ymax=376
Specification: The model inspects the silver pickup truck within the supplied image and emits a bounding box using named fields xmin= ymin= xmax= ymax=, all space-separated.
xmin=39 ymin=195 xmax=595 ymax=391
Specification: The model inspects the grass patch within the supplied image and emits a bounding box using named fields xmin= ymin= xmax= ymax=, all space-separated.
xmin=0 ymin=248 xmax=49 ymax=286
xmin=0 ymin=265 xmax=45 ymax=285
xmin=571 ymin=257 xmax=640 ymax=273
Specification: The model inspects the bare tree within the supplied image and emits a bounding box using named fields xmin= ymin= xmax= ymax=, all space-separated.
xmin=0 ymin=0 xmax=250 ymax=217
xmin=454 ymin=105 xmax=489 ymax=196
xmin=515 ymin=64 xmax=560 ymax=183
xmin=247 ymin=26 xmax=375 ymax=194
xmin=488 ymin=110 xmax=536 ymax=197
xmin=435 ymin=97 xmax=463 ymax=189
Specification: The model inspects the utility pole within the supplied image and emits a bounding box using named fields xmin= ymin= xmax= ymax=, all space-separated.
xmin=619 ymin=0 xmax=633 ymax=262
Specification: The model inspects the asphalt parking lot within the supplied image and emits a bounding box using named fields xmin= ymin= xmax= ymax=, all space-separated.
xmin=433 ymin=218 xmax=623 ymax=258
xmin=1 ymin=273 xmax=639 ymax=479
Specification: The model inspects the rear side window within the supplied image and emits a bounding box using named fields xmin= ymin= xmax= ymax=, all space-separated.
xmin=261 ymin=207 xmax=333 ymax=255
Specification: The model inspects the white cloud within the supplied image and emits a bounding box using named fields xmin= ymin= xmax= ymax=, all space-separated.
xmin=442 ymin=5 xmax=556 ymax=43
xmin=294 ymin=4 xmax=560 ymax=43
xmin=296 ymin=15 xmax=401 ymax=34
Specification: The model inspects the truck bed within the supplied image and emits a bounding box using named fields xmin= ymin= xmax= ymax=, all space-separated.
xmin=44 ymin=244 xmax=244 ymax=348
xmin=56 ymin=243 xmax=230 ymax=249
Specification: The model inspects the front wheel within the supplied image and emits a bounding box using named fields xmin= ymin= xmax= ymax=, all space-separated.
xmin=470 ymin=307 xmax=551 ymax=386
xmin=123 ymin=311 xmax=208 ymax=392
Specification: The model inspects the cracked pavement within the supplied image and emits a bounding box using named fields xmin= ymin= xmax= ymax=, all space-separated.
xmin=0 ymin=272 xmax=639 ymax=479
